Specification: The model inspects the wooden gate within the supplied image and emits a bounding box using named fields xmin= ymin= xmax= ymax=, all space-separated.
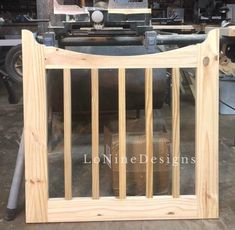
xmin=22 ymin=29 xmax=219 ymax=223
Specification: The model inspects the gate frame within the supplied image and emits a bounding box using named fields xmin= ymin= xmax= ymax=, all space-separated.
xmin=22 ymin=29 xmax=219 ymax=223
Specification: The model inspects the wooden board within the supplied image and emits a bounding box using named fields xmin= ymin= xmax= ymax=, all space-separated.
xmin=172 ymin=68 xmax=180 ymax=198
xmin=220 ymin=26 xmax=235 ymax=37
xmin=22 ymin=29 xmax=48 ymax=223
xmin=118 ymin=68 xmax=126 ymax=200
xmin=205 ymin=26 xmax=235 ymax=37
xmin=22 ymin=29 xmax=219 ymax=223
xmin=48 ymin=196 xmax=197 ymax=222
xmin=53 ymin=0 xmax=87 ymax=15
xmin=91 ymin=69 xmax=99 ymax=199
xmin=63 ymin=69 xmax=72 ymax=200
xmin=152 ymin=25 xmax=195 ymax=31
xmin=44 ymin=45 xmax=199 ymax=69
xmin=196 ymin=29 xmax=219 ymax=218
xmin=145 ymin=68 xmax=153 ymax=198
xmin=108 ymin=8 xmax=151 ymax=15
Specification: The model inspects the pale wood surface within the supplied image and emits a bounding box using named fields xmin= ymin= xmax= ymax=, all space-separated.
xmin=153 ymin=25 xmax=195 ymax=31
xmin=48 ymin=196 xmax=198 ymax=222
xmin=118 ymin=68 xmax=126 ymax=200
xmin=53 ymin=0 xmax=87 ymax=15
xmin=22 ymin=30 xmax=48 ymax=223
xmin=145 ymin=68 xmax=153 ymax=198
xmin=196 ymin=29 xmax=219 ymax=218
xmin=220 ymin=26 xmax=235 ymax=37
xmin=205 ymin=26 xmax=235 ymax=37
xmin=172 ymin=68 xmax=180 ymax=198
xmin=91 ymin=69 xmax=99 ymax=199
xmin=63 ymin=69 xmax=72 ymax=200
xmin=22 ymin=29 xmax=219 ymax=223
xmin=220 ymin=56 xmax=235 ymax=76
xmin=1 ymin=85 xmax=233 ymax=229
xmin=44 ymin=45 xmax=198 ymax=69
xmin=108 ymin=8 xmax=151 ymax=14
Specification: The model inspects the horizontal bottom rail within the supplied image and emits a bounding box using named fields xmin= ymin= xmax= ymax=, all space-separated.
xmin=45 ymin=196 xmax=200 ymax=223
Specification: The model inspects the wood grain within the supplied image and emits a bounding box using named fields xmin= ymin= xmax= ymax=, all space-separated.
xmin=53 ymin=0 xmax=86 ymax=15
xmin=22 ymin=30 xmax=48 ymax=223
xmin=172 ymin=68 xmax=180 ymax=198
xmin=145 ymin=68 xmax=153 ymax=198
xmin=118 ymin=68 xmax=126 ymax=199
xmin=195 ymin=29 xmax=219 ymax=218
xmin=63 ymin=69 xmax=72 ymax=200
xmin=44 ymin=45 xmax=198 ymax=69
xmin=220 ymin=26 xmax=235 ymax=37
xmin=108 ymin=8 xmax=151 ymax=14
xmin=205 ymin=26 xmax=235 ymax=37
xmin=152 ymin=25 xmax=194 ymax=31
xmin=48 ymin=196 xmax=198 ymax=222
xmin=91 ymin=69 xmax=99 ymax=199
xmin=22 ymin=29 xmax=219 ymax=222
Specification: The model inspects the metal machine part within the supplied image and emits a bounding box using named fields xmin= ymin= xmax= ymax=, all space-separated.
xmin=59 ymin=33 xmax=207 ymax=47
xmin=0 ymin=69 xmax=18 ymax=104
xmin=108 ymin=0 xmax=148 ymax=9
xmin=91 ymin=10 xmax=104 ymax=23
xmin=43 ymin=32 xmax=56 ymax=46
xmin=52 ymin=0 xmax=152 ymax=34
xmin=144 ymin=31 xmax=157 ymax=53
xmin=23 ymin=15 xmax=49 ymax=23
xmin=53 ymin=0 xmax=89 ymax=15
xmin=155 ymin=34 xmax=206 ymax=45
xmin=197 ymin=0 xmax=229 ymax=23
xmin=152 ymin=15 xmax=182 ymax=24
xmin=4 ymin=45 xmax=23 ymax=83
xmin=220 ymin=75 xmax=235 ymax=115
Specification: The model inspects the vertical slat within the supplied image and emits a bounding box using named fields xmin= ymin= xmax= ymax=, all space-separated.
xmin=172 ymin=68 xmax=180 ymax=198
xmin=63 ymin=69 xmax=72 ymax=200
xmin=22 ymin=30 xmax=48 ymax=223
xmin=145 ymin=68 xmax=153 ymax=198
xmin=118 ymin=68 xmax=126 ymax=199
xmin=91 ymin=69 xmax=99 ymax=199
xmin=196 ymin=29 xmax=219 ymax=218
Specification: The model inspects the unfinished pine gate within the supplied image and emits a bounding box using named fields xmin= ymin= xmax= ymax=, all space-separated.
xmin=22 ymin=29 xmax=219 ymax=223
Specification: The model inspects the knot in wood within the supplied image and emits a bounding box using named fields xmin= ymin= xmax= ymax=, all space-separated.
xmin=203 ymin=57 xmax=210 ymax=66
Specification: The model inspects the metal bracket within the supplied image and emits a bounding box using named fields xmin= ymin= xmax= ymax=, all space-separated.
xmin=144 ymin=31 xmax=157 ymax=54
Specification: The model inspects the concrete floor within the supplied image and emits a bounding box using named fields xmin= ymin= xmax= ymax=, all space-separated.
xmin=0 ymin=82 xmax=235 ymax=230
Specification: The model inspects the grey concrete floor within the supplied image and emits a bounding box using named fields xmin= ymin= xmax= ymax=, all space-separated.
xmin=0 ymin=83 xmax=235 ymax=230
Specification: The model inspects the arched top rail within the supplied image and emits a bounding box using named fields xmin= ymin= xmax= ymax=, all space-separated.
xmin=22 ymin=29 xmax=219 ymax=70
